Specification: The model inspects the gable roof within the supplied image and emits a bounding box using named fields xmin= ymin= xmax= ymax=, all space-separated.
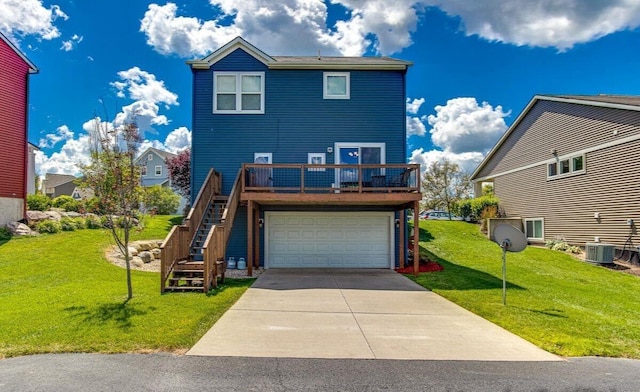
xmin=470 ymin=94 xmax=640 ymax=180
xmin=43 ymin=173 xmax=77 ymax=190
xmin=135 ymin=147 xmax=177 ymax=164
xmin=187 ymin=36 xmax=412 ymax=71
xmin=0 ymin=31 xmax=38 ymax=74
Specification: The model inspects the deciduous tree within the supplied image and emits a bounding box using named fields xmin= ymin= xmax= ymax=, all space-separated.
xmin=166 ymin=148 xmax=190 ymax=199
xmin=421 ymin=159 xmax=471 ymax=219
xmin=79 ymin=119 xmax=141 ymax=301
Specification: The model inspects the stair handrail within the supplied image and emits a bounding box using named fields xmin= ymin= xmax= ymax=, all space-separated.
xmin=220 ymin=168 xmax=242 ymax=246
xmin=184 ymin=168 xmax=221 ymax=243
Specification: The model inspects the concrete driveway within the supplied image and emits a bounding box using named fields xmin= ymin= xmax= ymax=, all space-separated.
xmin=188 ymin=269 xmax=560 ymax=361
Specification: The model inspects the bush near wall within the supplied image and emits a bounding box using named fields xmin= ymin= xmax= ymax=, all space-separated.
xmin=454 ymin=196 xmax=500 ymax=220
xmin=27 ymin=194 xmax=52 ymax=211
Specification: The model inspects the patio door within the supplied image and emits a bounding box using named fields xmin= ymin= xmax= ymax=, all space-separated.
xmin=335 ymin=143 xmax=385 ymax=186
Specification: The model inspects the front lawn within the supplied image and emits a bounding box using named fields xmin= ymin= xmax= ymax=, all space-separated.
xmin=0 ymin=215 xmax=253 ymax=358
xmin=410 ymin=220 xmax=640 ymax=358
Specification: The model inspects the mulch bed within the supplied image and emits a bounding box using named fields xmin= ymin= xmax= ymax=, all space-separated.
xmin=396 ymin=260 xmax=443 ymax=274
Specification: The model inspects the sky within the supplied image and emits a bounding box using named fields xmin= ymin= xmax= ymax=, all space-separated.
xmin=2 ymin=0 xmax=640 ymax=177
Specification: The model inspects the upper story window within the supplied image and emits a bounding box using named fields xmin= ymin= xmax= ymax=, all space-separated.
xmin=155 ymin=165 xmax=162 ymax=176
xmin=214 ymin=72 xmax=265 ymax=114
xmin=147 ymin=153 xmax=153 ymax=161
xmin=548 ymin=153 xmax=585 ymax=180
xmin=141 ymin=165 xmax=147 ymax=176
xmin=323 ymin=72 xmax=350 ymax=99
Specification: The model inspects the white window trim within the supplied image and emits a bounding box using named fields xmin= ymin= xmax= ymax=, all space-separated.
xmin=524 ymin=218 xmax=544 ymax=241
xmin=147 ymin=153 xmax=153 ymax=161
xmin=254 ymin=152 xmax=272 ymax=163
xmin=334 ymin=142 xmax=385 ymax=186
xmin=323 ymin=72 xmax=350 ymax=100
xmin=155 ymin=165 xmax=162 ymax=176
xmin=547 ymin=153 xmax=586 ymax=180
xmin=307 ymin=153 xmax=326 ymax=172
xmin=213 ymin=71 xmax=265 ymax=114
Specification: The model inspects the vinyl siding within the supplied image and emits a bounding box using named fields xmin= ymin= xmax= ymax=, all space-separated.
xmin=0 ymin=38 xmax=29 ymax=201
xmin=481 ymin=100 xmax=640 ymax=248
xmin=191 ymin=48 xmax=407 ymax=260
xmin=476 ymin=100 xmax=640 ymax=178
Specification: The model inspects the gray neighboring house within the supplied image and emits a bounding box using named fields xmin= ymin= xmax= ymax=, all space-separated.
xmin=27 ymin=143 xmax=39 ymax=195
xmin=471 ymin=94 xmax=640 ymax=251
xmin=135 ymin=147 xmax=186 ymax=213
xmin=43 ymin=173 xmax=77 ymax=199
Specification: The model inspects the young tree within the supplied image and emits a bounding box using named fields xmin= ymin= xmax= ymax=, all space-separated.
xmin=421 ymin=158 xmax=472 ymax=219
xmin=79 ymin=119 xmax=141 ymax=301
xmin=166 ymin=149 xmax=190 ymax=213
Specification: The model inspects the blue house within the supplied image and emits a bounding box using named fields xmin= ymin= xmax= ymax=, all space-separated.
xmin=135 ymin=147 xmax=187 ymax=213
xmin=161 ymin=37 xmax=422 ymax=292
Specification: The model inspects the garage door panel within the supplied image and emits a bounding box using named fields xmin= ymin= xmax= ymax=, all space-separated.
xmin=267 ymin=212 xmax=392 ymax=268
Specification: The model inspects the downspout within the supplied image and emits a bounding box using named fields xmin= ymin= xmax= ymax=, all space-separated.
xmin=22 ymin=72 xmax=29 ymax=221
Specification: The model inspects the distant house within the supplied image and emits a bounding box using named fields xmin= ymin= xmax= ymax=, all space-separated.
xmin=135 ymin=147 xmax=186 ymax=213
xmin=27 ymin=143 xmax=39 ymax=195
xmin=160 ymin=37 xmax=421 ymax=292
xmin=0 ymin=32 xmax=38 ymax=225
xmin=471 ymin=94 xmax=640 ymax=251
xmin=42 ymin=174 xmax=77 ymax=198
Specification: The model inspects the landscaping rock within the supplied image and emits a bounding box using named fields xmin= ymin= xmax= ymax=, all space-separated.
xmin=26 ymin=210 xmax=49 ymax=225
xmin=139 ymin=251 xmax=153 ymax=263
xmin=5 ymin=221 xmax=37 ymax=236
xmin=151 ymin=248 xmax=162 ymax=259
xmin=44 ymin=211 xmax=62 ymax=221
xmin=135 ymin=240 xmax=157 ymax=251
xmin=62 ymin=211 xmax=82 ymax=218
xmin=131 ymin=257 xmax=144 ymax=268
xmin=127 ymin=246 xmax=139 ymax=257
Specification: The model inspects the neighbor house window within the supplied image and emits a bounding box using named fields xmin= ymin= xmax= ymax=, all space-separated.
xmin=147 ymin=153 xmax=153 ymax=161
xmin=155 ymin=165 xmax=162 ymax=176
xmin=323 ymin=72 xmax=350 ymax=99
xmin=524 ymin=218 xmax=544 ymax=241
xmin=548 ymin=153 xmax=585 ymax=179
xmin=214 ymin=72 xmax=264 ymax=114
xmin=141 ymin=165 xmax=147 ymax=176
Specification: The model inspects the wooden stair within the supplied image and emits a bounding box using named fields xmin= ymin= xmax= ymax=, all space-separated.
xmin=164 ymin=198 xmax=227 ymax=292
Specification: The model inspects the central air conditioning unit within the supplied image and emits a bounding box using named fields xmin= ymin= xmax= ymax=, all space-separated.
xmin=585 ymin=243 xmax=615 ymax=264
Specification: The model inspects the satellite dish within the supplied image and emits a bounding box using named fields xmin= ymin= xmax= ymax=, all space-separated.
xmin=493 ymin=224 xmax=527 ymax=305
xmin=494 ymin=224 xmax=527 ymax=253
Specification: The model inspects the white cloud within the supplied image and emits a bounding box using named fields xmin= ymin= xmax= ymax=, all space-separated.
xmin=406 ymin=115 xmax=427 ymax=138
xmin=430 ymin=0 xmax=640 ymax=50
xmin=140 ymin=1 xmax=423 ymax=57
xmin=0 ymin=0 xmax=68 ymax=43
xmin=406 ymin=97 xmax=425 ymax=115
xmin=114 ymin=100 xmax=169 ymax=135
xmin=38 ymin=125 xmax=74 ymax=148
xmin=111 ymin=67 xmax=179 ymax=107
xmin=60 ymin=34 xmax=82 ymax=51
xmin=427 ymin=97 xmax=509 ymax=154
xmin=409 ymin=147 xmax=485 ymax=174
xmin=163 ymin=126 xmax=191 ymax=153
xmin=35 ymin=127 xmax=91 ymax=176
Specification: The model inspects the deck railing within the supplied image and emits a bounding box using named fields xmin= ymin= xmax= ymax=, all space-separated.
xmin=184 ymin=168 xmax=221 ymax=235
xmin=241 ymin=163 xmax=420 ymax=194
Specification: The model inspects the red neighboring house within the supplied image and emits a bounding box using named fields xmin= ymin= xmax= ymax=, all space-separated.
xmin=0 ymin=32 xmax=38 ymax=226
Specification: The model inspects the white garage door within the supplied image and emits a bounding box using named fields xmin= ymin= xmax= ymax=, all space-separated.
xmin=265 ymin=212 xmax=393 ymax=268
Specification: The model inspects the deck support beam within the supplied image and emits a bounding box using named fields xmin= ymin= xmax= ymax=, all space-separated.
xmin=247 ymin=200 xmax=254 ymax=277
xmin=399 ymin=209 xmax=405 ymax=269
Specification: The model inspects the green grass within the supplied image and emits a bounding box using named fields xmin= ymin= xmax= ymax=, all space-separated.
xmin=409 ymin=220 xmax=640 ymax=358
xmin=0 ymin=215 xmax=254 ymax=358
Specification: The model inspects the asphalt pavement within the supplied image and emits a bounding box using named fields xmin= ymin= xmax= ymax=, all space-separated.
xmin=1 ymin=353 xmax=639 ymax=391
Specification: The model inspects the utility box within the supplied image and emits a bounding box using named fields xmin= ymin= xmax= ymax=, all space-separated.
xmin=585 ymin=243 xmax=615 ymax=264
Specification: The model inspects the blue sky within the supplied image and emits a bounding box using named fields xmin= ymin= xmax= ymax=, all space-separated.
xmin=2 ymin=0 xmax=640 ymax=176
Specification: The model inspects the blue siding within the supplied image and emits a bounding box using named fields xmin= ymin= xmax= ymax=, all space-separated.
xmin=191 ymin=48 xmax=408 ymax=263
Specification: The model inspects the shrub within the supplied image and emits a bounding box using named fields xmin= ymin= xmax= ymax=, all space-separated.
xmin=27 ymin=194 xmax=51 ymax=211
xmin=546 ymin=237 xmax=582 ymax=254
xmin=52 ymin=195 xmax=80 ymax=212
xmin=140 ymin=185 xmax=180 ymax=215
xmin=60 ymin=217 xmax=77 ymax=231
xmin=85 ymin=215 xmax=102 ymax=229
xmin=36 ymin=220 xmax=62 ymax=234
xmin=0 ymin=227 xmax=12 ymax=241
xmin=454 ymin=195 xmax=500 ymax=221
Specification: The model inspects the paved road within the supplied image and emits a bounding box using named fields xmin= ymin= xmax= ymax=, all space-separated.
xmin=1 ymin=354 xmax=639 ymax=391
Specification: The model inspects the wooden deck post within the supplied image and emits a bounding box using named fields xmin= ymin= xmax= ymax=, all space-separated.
xmin=399 ymin=209 xmax=405 ymax=269
xmin=413 ymin=200 xmax=420 ymax=276
xmin=247 ymin=200 xmax=253 ymax=277
xmin=254 ymin=204 xmax=260 ymax=269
